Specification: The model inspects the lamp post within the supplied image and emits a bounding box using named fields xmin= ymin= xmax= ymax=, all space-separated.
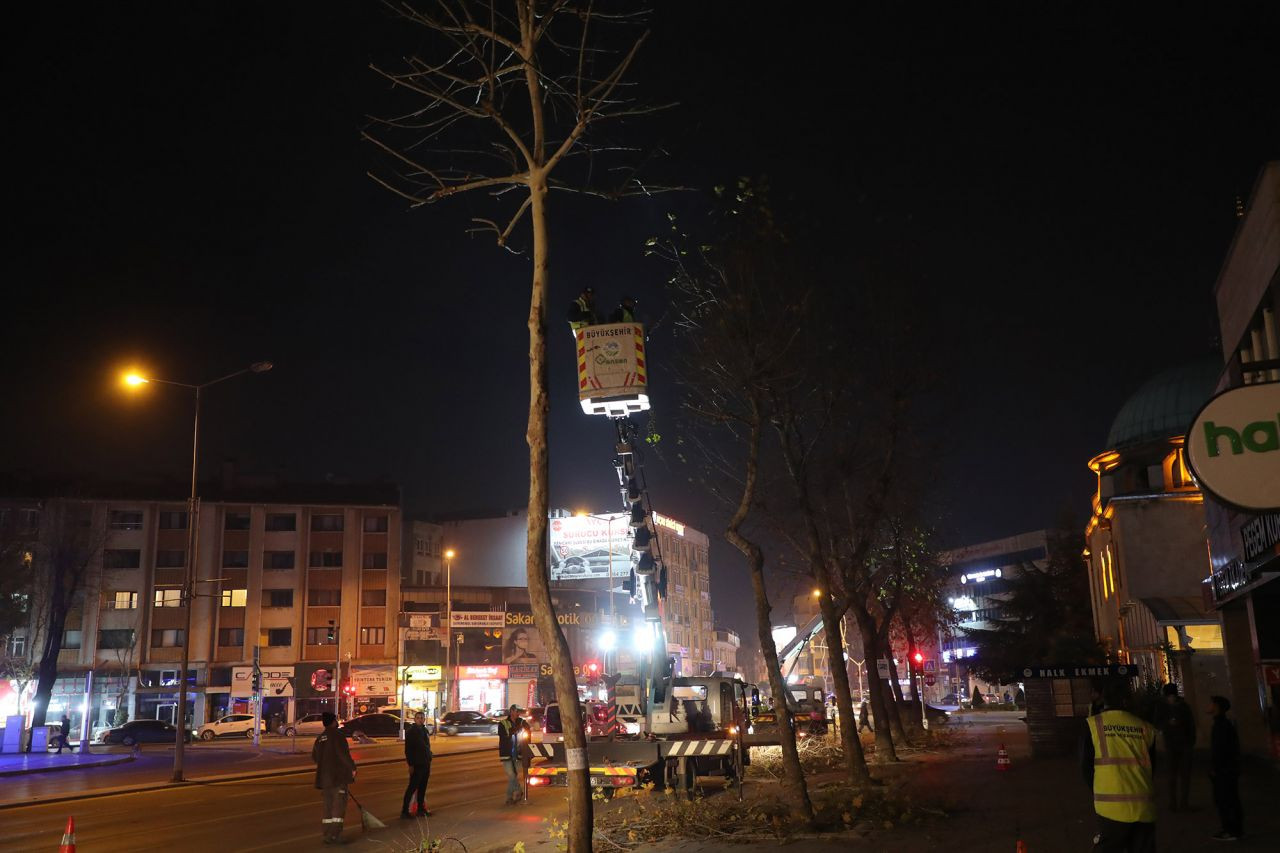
xmin=443 ymin=548 xmax=455 ymax=714
xmin=122 ymin=361 xmax=273 ymax=783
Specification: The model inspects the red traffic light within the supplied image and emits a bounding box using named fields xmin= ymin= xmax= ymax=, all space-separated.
xmin=342 ymin=683 xmax=356 ymax=696
xmin=586 ymin=661 xmax=600 ymax=675
xmin=913 ymin=651 xmax=924 ymax=664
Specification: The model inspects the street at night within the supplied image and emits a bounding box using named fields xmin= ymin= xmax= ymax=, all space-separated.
xmin=4 ymin=2 xmax=1279 ymax=852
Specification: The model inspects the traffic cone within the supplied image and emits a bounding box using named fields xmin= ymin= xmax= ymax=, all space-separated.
xmin=1016 ymin=841 xmax=1027 ymax=852
xmin=59 ymin=816 xmax=76 ymax=853
xmin=996 ymin=743 xmax=1011 ymax=771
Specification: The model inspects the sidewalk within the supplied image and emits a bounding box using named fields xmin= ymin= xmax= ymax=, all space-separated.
xmin=0 ymin=751 xmax=134 ymax=777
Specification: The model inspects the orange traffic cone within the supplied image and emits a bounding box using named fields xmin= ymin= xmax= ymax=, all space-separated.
xmin=59 ymin=816 xmax=76 ymax=853
xmin=996 ymin=743 xmax=1011 ymax=771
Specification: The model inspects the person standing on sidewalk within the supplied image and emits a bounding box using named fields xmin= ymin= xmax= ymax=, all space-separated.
xmin=400 ymin=711 xmax=433 ymax=819
xmin=498 ymin=704 xmax=530 ymax=805
xmin=1208 ymin=695 xmax=1243 ymax=842
xmin=1081 ymin=682 xmax=1157 ymax=852
xmin=1155 ymin=683 xmax=1195 ymax=811
xmin=312 ymin=712 xmax=357 ymax=845
xmin=858 ymin=700 xmax=873 ymax=733
xmin=54 ymin=714 xmax=71 ymax=754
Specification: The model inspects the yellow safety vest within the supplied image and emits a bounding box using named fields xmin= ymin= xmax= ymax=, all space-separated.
xmin=1089 ymin=709 xmax=1156 ymax=823
xmin=569 ymin=296 xmax=594 ymax=331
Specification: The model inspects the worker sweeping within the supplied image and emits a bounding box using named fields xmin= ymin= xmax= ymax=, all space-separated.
xmin=313 ymin=712 xmax=357 ymax=845
xmin=1081 ymin=681 xmax=1157 ymax=852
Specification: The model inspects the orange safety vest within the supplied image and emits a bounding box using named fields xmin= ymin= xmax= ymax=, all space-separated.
xmin=1088 ymin=709 xmax=1156 ymax=823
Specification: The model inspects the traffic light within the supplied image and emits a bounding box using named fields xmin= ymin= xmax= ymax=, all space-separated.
xmin=585 ymin=660 xmax=600 ymax=680
xmin=326 ymin=621 xmax=336 ymax=643
xmin=251 ymin=668 xmax=261 ymax=693
xmin=913 ymin=651 xmax=924 ymax=666
xmin=342 ymin=682 xmax=356 ymax=697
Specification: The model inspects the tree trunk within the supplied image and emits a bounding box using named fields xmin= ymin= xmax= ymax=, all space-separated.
xmin=850 ymin=603 xmax=899 ymax=762
xmin=815 ymin=593 xmax=871 ymax=784
xmin=879 ymin=634 xmax=910 ymax=743
xmin=724 ymin=407 xmax=813 ymax=820
xmin=30 ymin=606 xmax=68 ymax=730
xmin=524 ymin=176 xmax=592 ymax=850
xmin=903 ymin=619 xmax=920 ymax=703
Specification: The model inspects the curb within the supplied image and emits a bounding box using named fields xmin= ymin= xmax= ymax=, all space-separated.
xmin=0 ymin=755 xmax=135 ymax=778
xmin=0 ymin=745 xmax=491 ymax=811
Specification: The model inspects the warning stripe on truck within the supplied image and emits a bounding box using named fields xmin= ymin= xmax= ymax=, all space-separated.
xmin=661 ymin=739 xmax=735 ymax=757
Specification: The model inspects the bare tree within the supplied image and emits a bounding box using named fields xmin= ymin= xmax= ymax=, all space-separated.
xmin=26 ymin=500 xmax=105 ymax=728
xmin=658 ymin=183 xmax=814 ymax=818
xmin=366 ymin=4 xmax=669 ymax=845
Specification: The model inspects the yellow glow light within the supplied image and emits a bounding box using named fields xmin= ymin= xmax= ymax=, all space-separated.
xmin=444 ymin=549 xmax=456 ymax=559
xmin=812 ymin=589 xmax=822 ymax=598
xmin=122 ymin=372 xmax=149 ymax=387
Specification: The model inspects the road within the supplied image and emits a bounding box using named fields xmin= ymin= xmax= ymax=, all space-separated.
xmin=4 ymin=741 xmax=566 ymax=853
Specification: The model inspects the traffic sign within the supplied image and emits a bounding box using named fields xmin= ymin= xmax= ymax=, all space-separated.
xmin=923 ymin=659 xmax=936 ymax=673
xmin=876 ymin=659 xmax=891 ymax=679
xmin=925 ymin=673 xmax=936 ymax=686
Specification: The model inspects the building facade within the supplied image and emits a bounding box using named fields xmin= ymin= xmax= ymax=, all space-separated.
xmin=712 ymin=627 xmax=740 ymax=675
xmin=1200 ymin=161 xmax=1280 ymax=758
xmin=651 ymin=512 xmax=715 ymax=677
xmin=2 ymin=485 xmax=401 ymax=736
xmin=1083 ymin=364 xmax=1228 ymax=716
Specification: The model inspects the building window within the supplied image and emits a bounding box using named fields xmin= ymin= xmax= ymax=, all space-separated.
xmin=360 ymin=627 xmax=386 ymax=645
xmin=218 ymin=628 xmax=245 ymax=647
xmin=62 ymin=630 xmax=82 ymax=650
xmin=309 ymin=550 xmax=343 ymax=568
xmin=158 ymin=511 xmax=188 ymax=530
xmin=98 ymin=629 xmax=135 ymax=649
xmin=308 ymin=589 xmax=341 ymax=606
xmin=154 ymin=589 xmax=183 ymax=608
xmin=103 ymin=549 xmax=141 ymax=569
xmin=151 ymin=629 xmax=185 ymax=647
xmin=362 ymin=552 xmax=388 ymax=570
xmin=222 ymin=550 xmax=250 ymax=568
xmin=305 ymin=627 xmax=336 ymax=645
xmin=361 ymin=589 xmax=387 ymax=606
xmin=6 ymin=634 xmax=26 ymax=656
xmin=155 ymin=549 xmax=185 ymax=568
xmin=265 ymin=513 xmax=297 ymax=532
xmin=311 ymin=514 xmax=344 ymax=532
xmin=267 ymin=628 xmax=292 ymax=647
xmin=109 ymin=510 xmax=144 ymax=530
xmin=363 ymin=515 xmax=389 ymax=533
xmin=266 ymin=550 xmax=295 ymax=570
xmin=264 ymin=589 xmax=294 ymax=608
xmin=224 ymin=512 xmax=251 ymax=531
xmin=220 ymin=589 xmax=248 ymax=608
xmin=106 ymin=591 xmax=139 ymax=610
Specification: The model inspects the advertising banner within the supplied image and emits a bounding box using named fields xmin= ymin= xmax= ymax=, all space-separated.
xmin=503 ymin=610 xmax=548 ymax=666
xmin=548 ymin=513 xmax=632 ymax=581
xmin=450 ymin=611 xmax=506 ymax=629
xmin=231 ymin=665 xmax=295 ymax=698
xmin=351 ymin=665 xmax=395 ymax=697
xmin=509 ymin=663 xmax=541 ymax=679
xmin=458 ymin=665 xmax=508 ymax=680
xmin=294 ymin=663 xmax=334 ymax=698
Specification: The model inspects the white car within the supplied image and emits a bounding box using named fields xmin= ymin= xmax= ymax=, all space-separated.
xmin=198 ymin=713 xmax=265 ymax=741
xmin=280 ymin=713 xmax=329 ymax=737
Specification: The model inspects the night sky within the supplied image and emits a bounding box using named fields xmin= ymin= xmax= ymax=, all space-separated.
xmin=5 ymin=3 xmax=1278 ymax=645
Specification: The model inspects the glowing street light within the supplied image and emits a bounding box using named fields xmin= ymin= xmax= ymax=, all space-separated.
xmin=598 ymin=630 xmax=617 ymax=652
xmin=122 ymin=372 xmax=149 ymax=387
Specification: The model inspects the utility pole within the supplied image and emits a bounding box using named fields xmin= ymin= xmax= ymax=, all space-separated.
xmin=328 ymin=620 xmax=341 ymax=715
xmin=251 ymin=644 xmax=262 ymax=746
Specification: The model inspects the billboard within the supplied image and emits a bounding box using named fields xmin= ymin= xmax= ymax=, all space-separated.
xmin=351 ymin=665 xmax=395 ymax=697
xmin=450 ymin=611 xmax=506 ymax=629
xmin=548 ymin=513 xmax=632 ymax=580
xmin=503 ymin=610 xmax=549 ymax=666
xmin=231 ymin=666 xmax=295 ymax=698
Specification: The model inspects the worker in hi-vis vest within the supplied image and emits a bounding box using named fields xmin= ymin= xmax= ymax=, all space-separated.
xmin=567 ymin=286 xmax=597 ymax=332
xmin=1080 ymin=681 xmax=1158 ymax=853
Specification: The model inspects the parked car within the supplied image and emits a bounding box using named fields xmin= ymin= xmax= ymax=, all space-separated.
xmin=99 ymin=719 xmax=192 ymax=746
xmin=383 ymin=708 xmax=437 ymax=734
xmin=437 ymin=710 xmax=500 ymax=736
xmin=339 ymin=712 xmax=402 ymax=739
xmin=198 ymin=714 xmax=266 ymax=741
xmin=280 ymin=713 xmax=330 ymax=737
xmin=522 ymin=706 xmax=546 ymax=733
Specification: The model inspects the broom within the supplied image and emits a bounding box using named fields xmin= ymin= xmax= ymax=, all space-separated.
xmin=347 ymin=789 xmax=387 ymax=832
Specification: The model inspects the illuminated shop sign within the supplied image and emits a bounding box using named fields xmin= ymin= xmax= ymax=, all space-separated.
xmin=457 ymin=665 xmax=508 ymax=680
xmin=651 ymin=512 xmax=685 ymax=537
xmin=1186 ymin=382 xmax=1280 ymax=511
xmin=959 ymin=568 xmax=1002 ymax=584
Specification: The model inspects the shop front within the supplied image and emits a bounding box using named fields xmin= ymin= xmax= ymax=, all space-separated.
xmin=294 ymin=662 xmax=341 ymax=718
xmin=399 ymin=665 xmax=442 ymax=716
xmin=349 ymin=665 xmax=396 ymax=717
xmin=456 ymin=665 xmax=508 ymax=714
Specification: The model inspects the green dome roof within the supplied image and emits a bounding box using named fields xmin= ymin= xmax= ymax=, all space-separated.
xmin=1105 ymin=361 xmax=1221 ymax=450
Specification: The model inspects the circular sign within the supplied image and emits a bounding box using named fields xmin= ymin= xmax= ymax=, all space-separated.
xmin=925 ymin=674 xmax=936 ymax=686
xmin=310 ymin=668 xmax=333 ymax=693
xmin=1185 ymin=381 xmax=1280 ymax=511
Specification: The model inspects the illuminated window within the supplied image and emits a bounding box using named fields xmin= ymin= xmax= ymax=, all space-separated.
xmin=1183 ymin=624 xmax=1224 ymax=650
xmin=107 ymin=591 xmax=139 ymax=610
xmin=220 ymin=589 xmax=248 ymax=608
xmin=153 ymin=589 xmax=182 ymax=608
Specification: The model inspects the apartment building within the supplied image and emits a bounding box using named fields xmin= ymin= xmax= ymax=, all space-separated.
xmin=2 ymin=483 xmax=400 ymax=735
xmin=651 ymin=512 xmax=715 ymax=677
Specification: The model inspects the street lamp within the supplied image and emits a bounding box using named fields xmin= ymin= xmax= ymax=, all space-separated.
xmin=443 ymin=548 xmax=455 ymax=714
xmin=121 ymin=360 xmax=273 ymax=783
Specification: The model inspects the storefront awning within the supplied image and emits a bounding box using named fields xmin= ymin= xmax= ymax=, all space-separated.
xmin=1140 ymin=596 xmax=1212 ymax=623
